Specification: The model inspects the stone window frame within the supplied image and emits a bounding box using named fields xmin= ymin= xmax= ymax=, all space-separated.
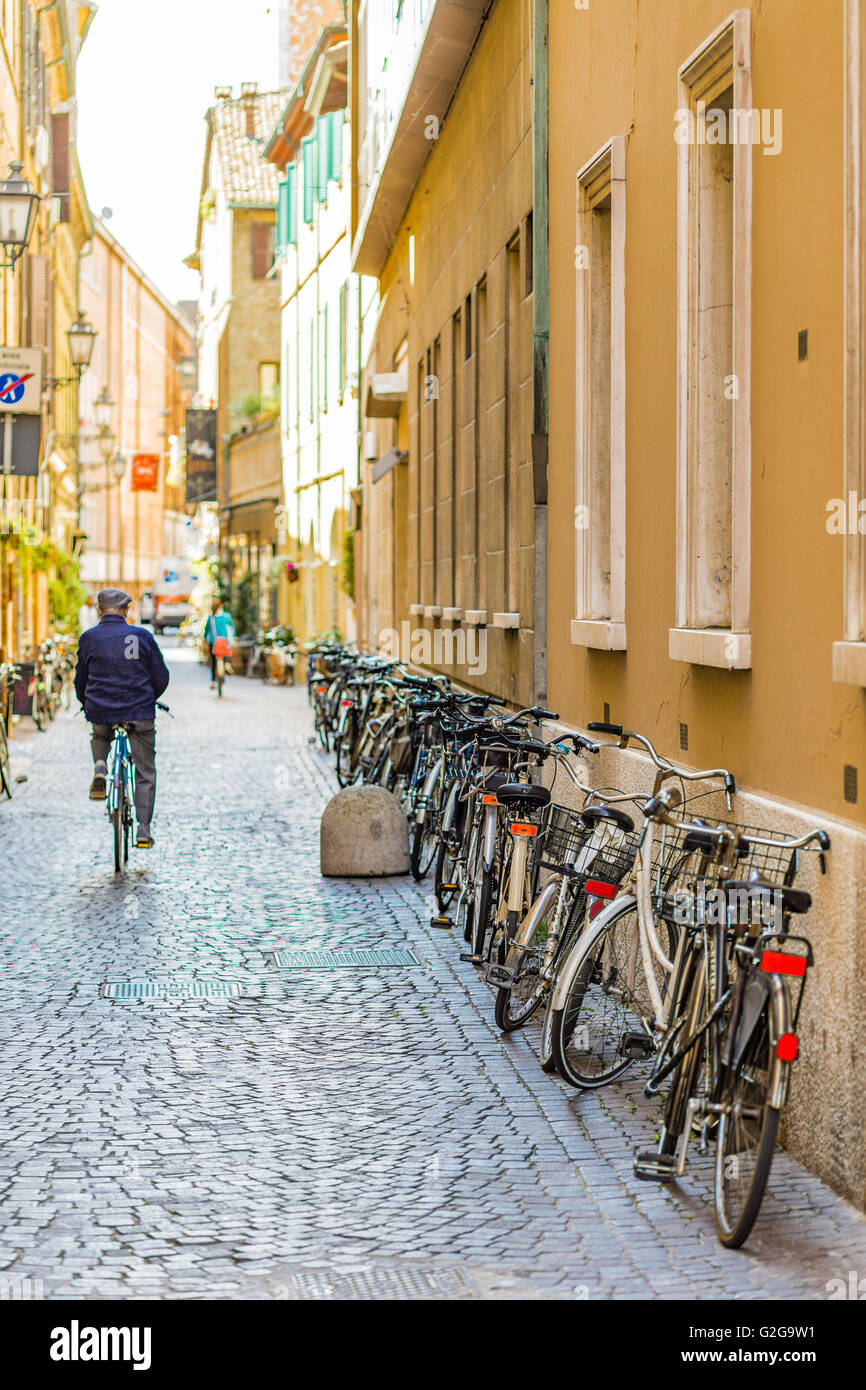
xmin=669 ymin=9 xmax=753 ymax=671
xmin=570 ymin=136 xmax=627 ymax=653
xmin=834 ymin=0 xmax=866 ymax=685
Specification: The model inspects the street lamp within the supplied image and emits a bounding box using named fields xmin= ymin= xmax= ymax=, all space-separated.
xmin=110 ymin=450 xmax=127 ymax=483
xmin=94 ymin=385 xmax=116 ymax=431
xmin=0 ymin=162 xmax=39 ymax=269
xmin=66 ymin=314 xmax=97 ymax=375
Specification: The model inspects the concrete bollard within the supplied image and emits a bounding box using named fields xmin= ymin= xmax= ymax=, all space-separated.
xmin=320 ymin=784 xmax=411 ymax=877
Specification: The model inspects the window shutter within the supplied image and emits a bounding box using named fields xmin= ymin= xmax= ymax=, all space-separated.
xmin=276 ymin=180 xmax=289 ymax=255
xmin=286 ymin=163 xmax=297 ymax=245
xmin=302 ymin=138 xmax=315 ymax=223
xmin=252 ymin=222 xmax=272 ymax=279
xmin=51 ymin=111 xmax=70 ymax=221
xmin=330 ymin=110 xmax=344 ymax=182
xmin=316 ymin=116 xmax=329 ymax=202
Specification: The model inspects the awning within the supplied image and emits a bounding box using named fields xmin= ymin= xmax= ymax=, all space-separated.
xmin=222 ymin=496 xmax=281 ymax=540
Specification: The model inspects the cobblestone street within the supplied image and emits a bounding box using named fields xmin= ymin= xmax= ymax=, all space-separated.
xmin=0 ymin=640 xmax=864 ymax=1301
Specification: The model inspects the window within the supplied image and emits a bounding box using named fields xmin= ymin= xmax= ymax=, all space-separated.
xmin=671 ymin=11 xmax=752 ymax=670
xmin=834 ymin=0 xmax=866 ymax=684
xmin=259 ymin=362 xmax=279 ymax=410
xmin=251 ymin=222 xmax=273 ymax=279
xmin=571 ymin=137 xmax=627 ymax=651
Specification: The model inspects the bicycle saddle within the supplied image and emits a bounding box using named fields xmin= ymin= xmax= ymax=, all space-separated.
xmin=720 ymin=871 xmax=811 ymax=916
xmin=580 ymin=805 xmax=635 ymax=833
xmin=494 ymin=782 xmax=551 ymax=808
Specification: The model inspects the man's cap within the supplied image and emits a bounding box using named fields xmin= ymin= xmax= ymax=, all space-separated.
xmin=97 ymin=588 xmax=133 ymax=612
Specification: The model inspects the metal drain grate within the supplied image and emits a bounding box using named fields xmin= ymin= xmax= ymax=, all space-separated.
xmin=268 ymin=948 xmax=418 ymax=969
xmin=275 ymin=1265 xmax=475 ymax=1300
xmin=101 ymin=980 xmax=243 ymax=1000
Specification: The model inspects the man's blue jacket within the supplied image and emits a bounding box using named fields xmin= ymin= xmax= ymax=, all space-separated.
xmin=74 ymin=614 xmax=170 ymax=724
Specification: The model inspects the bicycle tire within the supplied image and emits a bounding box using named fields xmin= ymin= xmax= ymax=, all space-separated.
xmin=494 ymin=909 xmax=550 ymax=1031
xmin=467 ymin=860 xmax=495 ymax=960
xmin=113 ymin=801 xmax=123 ymax=873
xmin=410 ymin=805 xmax=438 ymax=880
xmin=714 ymin=1000 xmax=780 ymax=1248
xmin=0 ymin=719 xmax=12 ymax=800
xmin=434 ymin=832 xmax=461 ymax=911
xmin=551 ymin=899 xmax=675 ymax=1089
xmin=335 ymin=712 xmax=357 ymax=787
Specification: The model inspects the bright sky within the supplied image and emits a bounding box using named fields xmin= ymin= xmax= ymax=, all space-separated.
xmin=77 ymin=0 xmax=282 ymax=306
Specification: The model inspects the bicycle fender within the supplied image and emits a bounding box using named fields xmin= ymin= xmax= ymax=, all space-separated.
xmin=482 ymin=805 xmax=498 ymax=872
xmin=441 ymin=779 xmax=460 ymax=833
xmin=504 ymin=880 xmax=560 ymax=973
xmin=550 ymin=893 xmax=637 ymax=1012
xmin=415 ymin=759 xmax=440 ymax=823
xmin=732 ymin=971 xmax=790 ymax=1110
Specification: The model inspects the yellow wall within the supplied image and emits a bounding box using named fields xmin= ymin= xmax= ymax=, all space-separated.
xmin=547 ymin=0 xmax=861 ymax=823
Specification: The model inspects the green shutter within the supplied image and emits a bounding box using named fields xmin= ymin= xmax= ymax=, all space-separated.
xmin=330 ymin=110 xmax=344 ymax=182
xmin=286 ymin=163 xmax=297 ymax=244
xmin=316 ymin=116 xmax=329 ymax=202
xmin=276 ymin=178 xmax=289 ymax=254
xmin=302 ymin=137 xmax=315 ymax=223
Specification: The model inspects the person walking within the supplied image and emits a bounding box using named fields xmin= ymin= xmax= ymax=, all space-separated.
xmin=78 ymin=594 xmax=97 ymax=631
xmin=73 ymin=589 xmax=170 ymax=850
xmin=204 ymin=598 xmax=236 ymax=690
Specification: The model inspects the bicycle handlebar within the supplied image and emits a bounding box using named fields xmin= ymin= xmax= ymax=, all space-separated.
xmin=644 ymin=790 xmax=831 ymax=856
xmin=586 ymin=720 xmax=736 ymax=805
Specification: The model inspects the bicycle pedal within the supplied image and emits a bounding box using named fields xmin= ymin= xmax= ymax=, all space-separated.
xmin=485 ymin=962 xmax=514 ymax=987
xmin=430 ymin=915 xmax=453 ymax=930
xmin=633 ymin=1150 xmax=676 ymax=1183
xmin=459 ymin=952 xmax=485 ymax=965
xmin=620 ymin=1030 xmax=655 ymax=1059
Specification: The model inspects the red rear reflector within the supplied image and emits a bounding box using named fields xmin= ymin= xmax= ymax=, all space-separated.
xmin=776 ymin=1033 xmax=799 ymax=1061
xmin=512 ymin=823 xmax=537 ymax=836
xmin=341 ymin=699 xmax=353 ymax=706
xmin=761 ymin=951 xmax=807 ymax=978
xmin=586 ymin=879 xmax=617 ymax=900
xmin=482 ymin=794 xmax=498 ymax=805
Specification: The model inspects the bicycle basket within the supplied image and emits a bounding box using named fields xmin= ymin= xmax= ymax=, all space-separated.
xmin=648 ymin=815 xmax=806 ymax=919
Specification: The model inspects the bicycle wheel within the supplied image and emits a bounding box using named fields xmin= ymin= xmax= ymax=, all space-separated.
xmin=466 ymin=858 xmax=495 ymax=960
xmin=113 ymin=801 xmax=123 ymax=873
xmin=434 ymin=799 xmax=464 ymax=911
xmin=410 ymin=802 xmax=438 ymax=880
xmin=494 ymin=911 xmax=548 ymax=1031
xmin=123 ymin=800 xmax=132 ymax=864
xmin=551 ymin=899 xmax=676 ymax=1089
xmin=335 ymin=712 xmax=357 ymax=787
xmin=714 ymin=998 xmax=779 ymax=1248
xmin=0 ymin=719 xmax=12 ymax=799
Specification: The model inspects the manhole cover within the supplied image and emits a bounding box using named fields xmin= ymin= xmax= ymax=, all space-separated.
xmin=268 ymin=949 xmax=418 ymax=969
xmin=101 ymin=981 xmax=243 ymax=999
xmin=276 ymin=1266 xmax=475 ymax=1299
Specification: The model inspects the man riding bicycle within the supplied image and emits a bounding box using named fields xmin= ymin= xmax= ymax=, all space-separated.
xmin=74 ymin=588 xmax=169 ymax=850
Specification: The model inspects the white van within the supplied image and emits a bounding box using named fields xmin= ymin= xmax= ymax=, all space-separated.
xmin=153 ymin=559 xmax=197 ymax=633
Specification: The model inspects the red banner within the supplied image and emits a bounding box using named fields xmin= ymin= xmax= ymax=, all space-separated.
xmin=131 ymin=454 xmax=159 ymax=491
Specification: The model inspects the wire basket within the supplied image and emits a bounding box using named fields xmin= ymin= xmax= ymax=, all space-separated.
xmin=537 ymin=803 xmax=641 ymax=885
xmin=647 ymin=814 xmax=817 ymax=915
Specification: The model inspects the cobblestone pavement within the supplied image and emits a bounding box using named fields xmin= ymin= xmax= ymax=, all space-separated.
xmin=1 ymin=640 xmax=865 ymax=1301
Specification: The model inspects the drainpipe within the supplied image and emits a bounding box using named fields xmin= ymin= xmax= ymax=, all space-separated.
xmin=531 ymin=0 xmax=549 ymax=705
